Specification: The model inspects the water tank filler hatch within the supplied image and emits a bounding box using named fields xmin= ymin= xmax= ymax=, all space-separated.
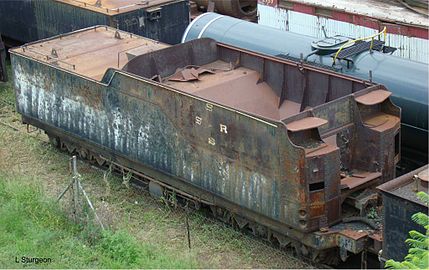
xmin=311 ymin=35 xmax=352 ymax=55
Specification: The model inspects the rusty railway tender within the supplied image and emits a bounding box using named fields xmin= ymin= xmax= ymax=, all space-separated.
xmin=10 ymin=26 xmax=401 ymax=264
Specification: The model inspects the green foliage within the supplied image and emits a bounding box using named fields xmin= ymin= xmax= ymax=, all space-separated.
xmin=385 ymin=191 xmax=429 ymax=269
xmin=367 ymin=207 xmax=379 ymax=220
xmin=417 ymin=191 xmax=429 ymax=205
xmin=98 ymin=230 xmax=140 ymax=266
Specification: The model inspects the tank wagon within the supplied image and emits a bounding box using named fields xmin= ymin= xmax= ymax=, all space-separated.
xmin=257 ymin=0 xmax=429 ymax=63
xmin=0 ymin=0 xmax=189 ymax=46
xmin=182 ymin=13 xmax=429 ymax=168
xmin=377 ymin=165 xmax=429 ymax=266
xmin=10 ymin=26 xmax=400 ymax=264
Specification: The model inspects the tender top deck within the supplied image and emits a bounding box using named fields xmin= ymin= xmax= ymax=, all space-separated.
xmin=13 ymin=26 xmax=167 ymax=81
xmin=378 ymin=165 xmax=429 ymax=206
xmin=55 ymin=0 xmax=177 ymax=15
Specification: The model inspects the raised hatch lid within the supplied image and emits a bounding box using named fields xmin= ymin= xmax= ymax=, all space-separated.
xmin=286 ymin=117 xmax=328 ymax=132
xmin=341 ymin=171 xmax=382 ymax=190
xmin=355 ymin=89 xmax=391 ymax=105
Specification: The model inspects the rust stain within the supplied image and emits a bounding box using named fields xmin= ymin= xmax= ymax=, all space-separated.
xmin=340 ymin=229 xmax=368 ymax=240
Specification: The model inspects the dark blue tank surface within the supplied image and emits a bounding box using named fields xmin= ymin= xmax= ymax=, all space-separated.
xmin=183 ymin=13 xmax=429 ymax=164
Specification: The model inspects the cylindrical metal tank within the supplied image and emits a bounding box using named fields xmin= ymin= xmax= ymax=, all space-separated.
xmin=183 ymin=13 xmax=429 ymax=165
xmin=182 ymin=12 xmax=317 ymax=57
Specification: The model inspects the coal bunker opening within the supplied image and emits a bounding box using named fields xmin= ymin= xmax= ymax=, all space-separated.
xmin=123 ymin=38 xmax=369 ymax=122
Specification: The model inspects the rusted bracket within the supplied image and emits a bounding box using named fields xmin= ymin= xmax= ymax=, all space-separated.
xmin=338 ymin=231 xmax=368 ymax=261
xmin=51 ymin=48 xmax=58 ymax=58
xmin=114 ymin=30 xmax=122 ymax=39
xmin=26 ymin=124 xmax=39 ymax=133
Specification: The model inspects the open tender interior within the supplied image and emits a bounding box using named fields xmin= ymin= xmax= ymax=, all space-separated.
xmin=123 ymin=38 xmax=370 ymax=121
xmin=17 ymin=29 xmax=373 ymax=122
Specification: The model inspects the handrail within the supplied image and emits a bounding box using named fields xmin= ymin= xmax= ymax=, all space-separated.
xmin=333 ymin=27 xmax=387 ymax=64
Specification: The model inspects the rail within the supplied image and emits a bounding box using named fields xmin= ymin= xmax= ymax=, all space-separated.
xmin=333 ymin=27 xmax=387 ymax=64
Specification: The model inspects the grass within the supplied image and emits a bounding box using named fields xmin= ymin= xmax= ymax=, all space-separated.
xmin=0 ymin=174 xmax=196 ymax=268
xmin=0 ymin=60 xmax=310 ymax=269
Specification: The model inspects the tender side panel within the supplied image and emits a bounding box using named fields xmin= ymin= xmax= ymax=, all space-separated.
xmin=382 ymin=192 xmax=428 ymax=261
xmin=12 ymin=55 xmax=311 ymax=231
xmin=0 ymin=0 xmax=38 ymax=43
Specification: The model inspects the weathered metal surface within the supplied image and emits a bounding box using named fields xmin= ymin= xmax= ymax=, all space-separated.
xmin=418 ymin=169 xmax=428 ymax=189
xmin=183 ymin=12 xmax=428 ymax=168
xmin=341 ymin=172 xmax=382 ymax=190
xmin=56 ymin=0 xmax=182 ymax=14
xmin=285 ymin=117 xmax=327 ymax=132
xmin=18 ymin=26 xmax=168 ymax=81
xmin=377 ymin=165 xmax=429 ymax=263
xmin=257 ymin=0 xmax=429 ymax=38
xmin=11 ymin=27 xmax=400 ymax=255
xmin=0 ymin=0 xmax=189 ymax=45
xmin=194 ymin=0 xmax=257 ymax=18
xmin=257 ymin=3 xmax=429 ymax=63
xmin=0 ymin=34 xmax=6 ymax=82
xmin=355 ymin=90 xmax=392 ymax=106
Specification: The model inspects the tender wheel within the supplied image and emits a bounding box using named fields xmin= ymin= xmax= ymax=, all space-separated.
xmin=78 ymin=148 xmax=88 ymax=159
xmin=63 ymin=142 xmax=76 ymax=154
xmin=95 ymin=155 xmax=106 ymax=166
xmin=48 ymin=134 xmax=60 ymax=148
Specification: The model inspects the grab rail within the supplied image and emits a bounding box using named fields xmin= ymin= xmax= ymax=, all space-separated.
xmin=333 ymin=27 xmax=387 ymax=64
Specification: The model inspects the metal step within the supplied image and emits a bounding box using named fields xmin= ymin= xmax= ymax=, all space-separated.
xmin=336 ymin=40 xmax=385 ymax=59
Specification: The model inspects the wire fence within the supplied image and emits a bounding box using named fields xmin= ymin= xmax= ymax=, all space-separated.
xmin=52 ymin=152 xmax=315 ymax=268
